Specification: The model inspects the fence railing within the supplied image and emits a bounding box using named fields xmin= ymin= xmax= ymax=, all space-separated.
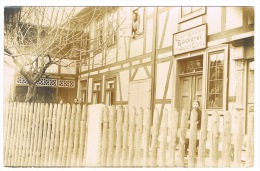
xmin=3 ymin=102 xmax=254 ymax=167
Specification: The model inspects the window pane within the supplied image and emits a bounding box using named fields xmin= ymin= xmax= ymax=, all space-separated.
xmin=207 ymin=51 xmax=224 ymax=109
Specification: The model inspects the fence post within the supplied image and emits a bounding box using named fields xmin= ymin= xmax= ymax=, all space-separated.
xmin=4 ymin=102 xmax=11 ymax=166
xmin=114 ymin=106 xmax=123 ymax=167
xmin=78 ymin=104 xmax=87 ymax=166
xmin=101 ymin=106 xmax=109 ymax=166
xmin=246 ymin=109 xmax=254 ymax=167
xmin=177 ymin=109 xmax=188 ymax=167
xmin=211 ymin=110 xmax=220 ymax=167
xmin=222 ymin=111 xmax=231 ymax=167
xmin=150 ymin=108 xmax=159 ymax=167
xmin=142 ymin=107 xmax=151 ymax=167
xmin=158 ymin=109 xmax=168 ymax=167
xmin=48 ymin=103 xmax=58 ymax=166
xmin=36 ymin=103 xmax=45 ymax=166
xmin=197 ymin=110 xmax=208 ymax=167
xmin=83 ymin=104 xmax=89 ymax=167
xmin=107 ymin=106 xmax=116 ymax=166
xmin=66 ymin=104 xmax=76 ymax=166
xmin=234 ymin=110 xmax=244 ymax=167
xmin=4 ymin=102 xmax=13 ymax=166
xmin=44 ymin=103 xmax=53 ymax=166
xmin=61 ymin=104 xmax=72 ymax=166
xmin=57 ymin=104 xmax=67 ymax=166
xmin=127 ymin=107 xmax=136 ymax=167
xmin=134 ymin=107 xmax=143 ymax=166
xmin=121 ymin=107 xmax=129 ymax=166
xmin=72 ymin=104 xmax=82 ymax=166
xmin=12 ymin=102 xmax=22 ymax=166
xmin=188 ymin=109 xmax=198 ymax=167
xmin=40 ymin=103 xmax=49 ymax=166
xmin=167 ymin=108 xmax=179 ymax=167
xmin=24 ymin=103 xmax=34 ymax=166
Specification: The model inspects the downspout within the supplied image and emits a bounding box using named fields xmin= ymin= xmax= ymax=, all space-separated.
xmin=150 ymin=7 xmax=158 ymax=123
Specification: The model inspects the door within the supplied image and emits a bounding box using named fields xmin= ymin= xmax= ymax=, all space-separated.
xmin=180 ymin=75 xmax=202 ymax=112
xmin=128 ymin=79 xmax=151 ymax=114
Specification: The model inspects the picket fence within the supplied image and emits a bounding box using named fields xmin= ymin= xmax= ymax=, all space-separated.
xmin=3 ymin=102 xmax=254 ymax=167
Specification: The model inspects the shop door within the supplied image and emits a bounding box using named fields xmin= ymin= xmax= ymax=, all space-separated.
xmin=180 ymin=75 xmax=202 ymax=112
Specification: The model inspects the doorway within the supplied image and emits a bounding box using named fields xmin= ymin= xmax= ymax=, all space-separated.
xmin=177 ymin=55 xmax=203 ymax=112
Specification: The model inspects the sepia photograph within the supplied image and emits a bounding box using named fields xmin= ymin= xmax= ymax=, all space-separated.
xmin=1 ymin=1 xmax=259 ymax=169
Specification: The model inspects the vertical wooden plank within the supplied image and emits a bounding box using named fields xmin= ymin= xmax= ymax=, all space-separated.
xmin=197 ymin=110 xmax=208 ymax=167
xmin=142 ymin=107 xmax=151 ymax=167
xmin=31 ymin=103 xmax=41 ymax=166
xmin=101 ymin=106 xmax=109 ymax=166
xmin=234 ymin=110 xmax=244 ymax=167
xmin=127 ymin=107 xmax=136 ymax=167
xmin=210 ymin=110 xmax=220 ymax=167
xmin=134 ymin=107 xmax=143 ymax=167
xmin=188 ymin=109 xmax=198 ymax=167
xmin=53 ymin=103 xmax=62 ymax=166
xmin=121 ymin=106 xmax=129 ymax=167
xmin=57 ymin=103 xmax=67 ymax=166
xmin=66 ymin=104 xmax=76 ymax=167
xmin=61 ymin=104 xmax=72 ymax=166
xmin=245 ymin=110 xmax=254 ymax=167
xmin=114 ymin=106 xmax=123 ymax=166
xmin=20 ymin=103 xmax=30 ymax=166
xmin=3 ymin=102 xmax=10 ymax=165
xmin=40 ymin=103 xmax=50 ymax=166
xmin=36 ymin=103 xmax=45 ymax=166
xmin=82 ymin=105 xmax=89 ymax=167
xmin=48 ymin=103 xmax=58 ymax=166
xmin=158 ymin=109 xmax=168 ymax=167
xmin=12 ymin=102 xmax=22 ymax=166
xmin=78 ymin=104 xmax=87 ymax=166
xmin=107 ymin=106 xmax=116 ymax=166
xmin=8 ymin=102 xmax=17 ymax=166
xmin=24 ymin=103 xmax=34 ymax=166
xmin=168 ymin=108 xmax=179 ymax=167
xmin=150 ymin=108 xmax=159 ymax=167
xmin=222 ymin=111 xmax=231 ymax=167
xmin=44 ymin=103 xmax=53 ymax=166
xmin=4 ymin=102 xmax=13 ymax=166
xmin=17 ymin=103 xmax=27 ymax=166
xmin=177 ymin=109 xmax=189 ymax=167
xmin=72 ymin=104 xmax=82 ymax=166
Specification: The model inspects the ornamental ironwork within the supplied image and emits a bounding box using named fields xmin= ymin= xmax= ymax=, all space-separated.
xmin=58 ymin=80 xmax=75 ymax=88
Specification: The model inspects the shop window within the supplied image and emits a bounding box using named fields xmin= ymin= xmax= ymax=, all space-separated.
xmin=180 ymin=56 xmax=203 ymax=74
xmin=132 ymin=7 xmax=144 ymax=38
xmin=105 ymin=78 xmax=116 ymax=106
xmin=179 ymin=7 xmax=205 ymax=23
xmin=107 ymin=10 xmax=117 ymax=47
xmin=207 ymin=51 xmax=224 ymax=108
xmin=93 ymin=81 xmax=102 ymax=104
xmin=94 ymin=18 xmax=103 ymax=55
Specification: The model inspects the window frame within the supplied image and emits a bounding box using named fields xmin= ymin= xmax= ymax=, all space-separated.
xmin=205 ymin=44 xmax=229 ymax=110
xmin=179 ymin=7 xmax=206 ymax=23
xmin=92 ymin=80 xmax=102 ymax=104
xmin=104 ymin=76 xmax=116 ymax=106
xmin=94 ymin=18 xmax=104 ymax=55
xmin=80 ymin=80 xmax=88 ymax=104
xmin=106 ymin=9 xmax=118 ymax=47
xmin=131 ymin=7 xmax=145 ymax=38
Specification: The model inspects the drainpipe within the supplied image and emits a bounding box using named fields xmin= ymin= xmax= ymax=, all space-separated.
xmin=150 ymin=7 xmax=158 ymax=123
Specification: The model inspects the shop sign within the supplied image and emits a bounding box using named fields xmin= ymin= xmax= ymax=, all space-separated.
xmin=173 ymin=24 xmax=207 ymax=55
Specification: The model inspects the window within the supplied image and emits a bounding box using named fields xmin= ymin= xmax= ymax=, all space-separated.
xmin=81 ymin=26 xmax=90 ymax=59
xmin=107 ymin=10 xmax=117 ymax=47
xmin=180 ymin=56 xmax=203 ymax=74
xmin=207 ymin=51 xmax=224 ymax=108
xmin=94 ymin=18 xmax=103 ymax=55
xmin=132 ymin=7 xmax=144 ymax=38
xmin=93 ymin=81 xmax=102 ymax=104
xmin=179 ymin=7 xmax=205 ymax=23
xmin=105 ymin=77 xmax=116 ymax=106
xmin=80 ymin=80 xmax=87 ymax=103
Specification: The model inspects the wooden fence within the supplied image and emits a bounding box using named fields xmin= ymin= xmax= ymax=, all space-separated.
xmin=3 ymin=102 xmax=254 ymax=167
xmin=4 ymin=102 xmax=88 ymax=167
